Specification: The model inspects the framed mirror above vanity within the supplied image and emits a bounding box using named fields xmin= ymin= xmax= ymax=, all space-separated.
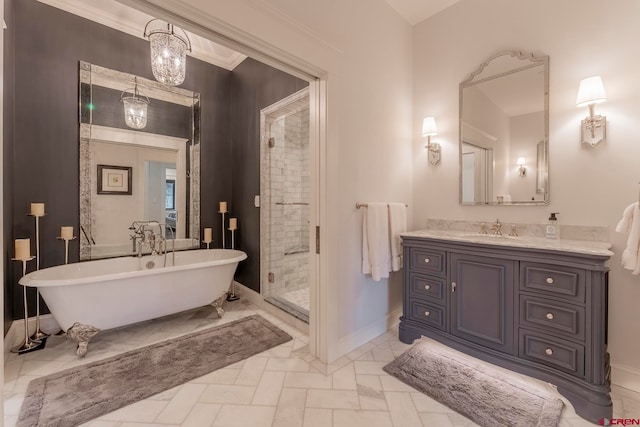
xmin=459 ymin=51 xmax=549 ymax=205
xmin=79 ymin=61 xmax=201 ymax=260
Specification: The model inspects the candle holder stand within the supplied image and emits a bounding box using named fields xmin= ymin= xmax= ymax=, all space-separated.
xmin=219 ymin=211 xmax=226 ymax=249
xmin=226 ymin=228 xmax=239 ymax=302
xmin=28 ymin=213 xmax=49 ymax=341
xmin=57 ymin=236 xmax=77 ymax=265
xmin=11 ymin=257 xmax=43 ymax=353
xmin=205 ymin=241 xmax=211 ymax=249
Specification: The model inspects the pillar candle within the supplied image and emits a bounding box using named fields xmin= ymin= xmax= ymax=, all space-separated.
xmin=229 ymin=218 xmax=238 ymax=230
xmin=203 ymin=228 xmax=212 ymax=243
xmin=30 ymin=202 xmax=45 ymax=217
xmin=219 ymin=201 xmax=227 ymax=213
xmin=15 ymin=239 xmax=31 ymax=260
xmin=61 ymin=226 xmax=74 ymax=240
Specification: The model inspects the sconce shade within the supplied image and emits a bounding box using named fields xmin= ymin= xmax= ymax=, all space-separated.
xmin=517 ymin=157 xmax=525 ymax=166
xmin=576 ymin=76 xmax=607 ymax=107
xmin=144 ymin=19 xmax=191 ymax=86
xmin=421 ymin=117 xmax=438 ymax=137
xmin=121 ymin=81 xmax=150 ymax=129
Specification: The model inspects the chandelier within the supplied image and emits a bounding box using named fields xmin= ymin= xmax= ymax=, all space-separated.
xmin=143 ymin=19 xmax=192 ymax=86
xmin=120 ymin=78 xmax=150 ymax=129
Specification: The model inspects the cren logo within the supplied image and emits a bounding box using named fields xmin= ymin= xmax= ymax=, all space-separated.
xmin=599 ymin=419 xmax=640 ymax=426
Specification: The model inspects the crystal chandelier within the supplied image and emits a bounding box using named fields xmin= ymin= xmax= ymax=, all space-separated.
xmin=143 ymin=19 xmax=192 ymax=86
xmin=120 ymin=78 xmax=150 ymax=129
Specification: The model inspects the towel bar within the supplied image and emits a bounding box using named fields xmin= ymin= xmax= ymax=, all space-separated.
xmin=356 ymin=202 xmax=408 ymax=209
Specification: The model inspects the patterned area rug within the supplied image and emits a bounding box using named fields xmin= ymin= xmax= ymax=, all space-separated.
xmin=17 ymin=315 xmax=292 ymax=427
xmin=383 ymin=338 xmax=564 ymax=427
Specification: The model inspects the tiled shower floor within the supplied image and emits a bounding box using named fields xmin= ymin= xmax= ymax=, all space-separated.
xmin=266 ymin=287 xmax=310 ymax=323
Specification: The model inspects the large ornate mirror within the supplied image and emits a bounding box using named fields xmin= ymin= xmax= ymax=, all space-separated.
xmin=79 ymin=61 xmax=200 ymax=260
xmin=459 ymin=51 xmax=549 ymax=205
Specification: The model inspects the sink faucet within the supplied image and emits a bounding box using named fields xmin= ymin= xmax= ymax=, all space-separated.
xmin=490 ymin=219 xmax=502 ymax=236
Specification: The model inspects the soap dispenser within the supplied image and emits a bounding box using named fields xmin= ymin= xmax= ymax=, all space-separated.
xmin=546 ymin=212 xmax=559 ymax=239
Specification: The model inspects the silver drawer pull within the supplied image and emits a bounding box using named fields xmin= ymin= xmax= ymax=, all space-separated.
xmin=424 ymin=285 xmax=431 ymax=290
xmin=424 ymin=311 xmax=430 ymax=317
xmin=424 ymin=258 xmax=431 ymax=264
xmin=545 ymin=348 xmax=553 ymax=356
xmin=546 ymin=313 xmax=554 ymax=320
xmin=545 ymin=277 xmax=554 ymax=284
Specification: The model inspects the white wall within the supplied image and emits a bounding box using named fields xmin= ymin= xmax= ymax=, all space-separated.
xmin=413 ymin=0 xmax=640 ymax=390
xmin=146 ymin=0 xmax=414 ymax=362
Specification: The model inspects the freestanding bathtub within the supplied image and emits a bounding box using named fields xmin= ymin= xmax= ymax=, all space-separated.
xmin=19 ymin=249 xmax=247 ymax=356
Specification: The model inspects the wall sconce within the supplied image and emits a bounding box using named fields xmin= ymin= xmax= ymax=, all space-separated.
xmin=517 ymin=157 xmax=526 ymax=177
xmin=576 ymin=76 xmax=607 ymax=148
xmin=422 ymin=117 xmax=441 ymax=165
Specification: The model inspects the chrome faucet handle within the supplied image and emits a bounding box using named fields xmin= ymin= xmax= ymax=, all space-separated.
xmin=479 ymin=223 xmax=488 ymax=234
xmin=491 ymin=219 xmax=502 ymax=236
xmin=509 ymin=224 xmax=518 ymax=237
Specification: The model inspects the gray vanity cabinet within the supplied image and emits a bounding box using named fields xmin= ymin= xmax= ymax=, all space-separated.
xmin=399 ymin=235 xmax=611 ymax=423
xmin=450 ymin=253 xmax=515 ymax=354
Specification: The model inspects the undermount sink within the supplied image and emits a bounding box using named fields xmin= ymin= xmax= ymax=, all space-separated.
xmin=461 ymin=232 xmax=518 ymax=239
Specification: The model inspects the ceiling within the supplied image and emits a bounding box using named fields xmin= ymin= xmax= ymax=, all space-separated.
xmin=38 ymin=0 xmax=247 ymax=71
xmin=383 ymin=0 xmax=460 ymax=25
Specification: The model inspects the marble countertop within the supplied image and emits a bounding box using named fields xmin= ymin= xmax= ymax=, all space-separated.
xmin=401 ymin=229 xmax=614 ymax=257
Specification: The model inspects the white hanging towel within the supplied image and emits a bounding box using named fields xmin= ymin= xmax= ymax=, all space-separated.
xmin=361 ymin=203 xmax=391 ymax=281
xmin=616 ymin=202 xmax=640 ymax=275
xmin=388 ymin=203 xmax=407 ymax=272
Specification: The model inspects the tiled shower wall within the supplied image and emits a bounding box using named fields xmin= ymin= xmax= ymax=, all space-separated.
xmin=262 ymin=100 xmax=310 ymax=300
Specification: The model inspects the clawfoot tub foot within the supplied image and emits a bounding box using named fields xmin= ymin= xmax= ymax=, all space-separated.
xmin=66 ymin=322 xmax=101 ymax=357
xmin=211 ymin=293 xmax=226 ymax=318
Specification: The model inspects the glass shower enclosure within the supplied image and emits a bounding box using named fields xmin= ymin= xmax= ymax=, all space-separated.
xmin=261 ymin=88 xmax=311 ymax=323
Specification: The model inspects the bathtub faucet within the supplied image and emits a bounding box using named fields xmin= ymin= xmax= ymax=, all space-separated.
xmin=129 ymin=221 xmax=166 ymax=258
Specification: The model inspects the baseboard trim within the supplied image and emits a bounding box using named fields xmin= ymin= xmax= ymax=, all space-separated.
xmin=611 ymin=363 xmax=640 ymax=393
xmin=4 ymin=315 xmax=61 ymax=360
xmin=232 ymin=281 xmax=263 ymax=307
xmin=336 ymin=306 xmax=402 ymax=359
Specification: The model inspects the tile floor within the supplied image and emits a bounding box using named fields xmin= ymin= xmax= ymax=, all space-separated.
xmin=4 ymin=300 xmax=640 ymax=427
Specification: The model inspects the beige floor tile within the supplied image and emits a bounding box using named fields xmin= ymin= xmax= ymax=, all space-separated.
xmin=98 ymin=400 xmax=168 ymax=422
xmin=211 ymin=404 xmax=276 ymax=427
xmin=252 ymin=371 xmax=286 ymax=405
xmin=306 ymin=389 xmax=360 ymax=409
xmin=385 ymin=391 xmax=422 ymax=427
xmin=345 ymin=342 xmax=377 ymax=361
xmin=200 ymin=384 xmax=256 ymax=405
xmin=154 ymin=383 xmax=207 ymax=424
xmin=266 ymin=357 xmax=311 ymax=372
xmin=410 ymin=392 xmax=452 ymax=413
xmin=79 ymin=421 xmax=122 ymax=427
xmin=181 ymin=403 xmax=221 ymax=427
xmin=333 ymin=409 xmax=393 ymax=427
xmin=358 ymin=395 xmax=388 ymax=411
xmin=284 ymin=372 xmax=332 ymax=389
xmin=371 ymin=345 xmax=395 ymax=362
xmin=193 ymin=367 xmax=241 ymax=385
xmin=332 ymin=363 xmax=357 ymax=390
xmin=379 ymin=375 xmax=416 ymax=392
xmin=234 ymin=357 xmax=268 ymax=385
xmin=353 ymin=361 xmax=387 ymax=375
xmin=419 ymin=412 xmax=455 ymax=427
xmin=120 ymin=423 xmax=179 ymax=427
xmin=302 ymin=408 xmax=332 ymax=427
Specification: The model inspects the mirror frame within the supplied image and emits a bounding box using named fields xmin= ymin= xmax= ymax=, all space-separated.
xmin=459 ymin=50 xmax=549 ymax=206
xmin=78 ymin=61 xmax=201 ymax=260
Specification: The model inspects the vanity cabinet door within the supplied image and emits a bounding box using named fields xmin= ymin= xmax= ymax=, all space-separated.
xmin=450 ymin=253 xmax=516 ymax=354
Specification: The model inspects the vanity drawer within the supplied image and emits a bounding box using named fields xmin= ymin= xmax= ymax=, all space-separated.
xmin=520 ymin=296 xmax=585 ymax=340
xmin=409 ymin=300 xmax=446 ymax=331
xmin=409 ymin=273 xmax=447 ymax=305
xmin=409 ymin=248 xmax=446 ymax=276
xmin=519 ymin=330 xmax=585 ymax=377
xmin=520 ymin=262 xmax=585 ymax=303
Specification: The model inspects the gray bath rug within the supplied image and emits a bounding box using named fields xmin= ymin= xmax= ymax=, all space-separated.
xmin=17 ymin=314 xmax=292 ymax=427
xmin=383 ymin=338 xmax=564 ymax=427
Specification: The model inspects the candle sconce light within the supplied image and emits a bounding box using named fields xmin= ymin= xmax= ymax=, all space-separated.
xmin=422 ymin=117 xmax=441 ymax=165
xmin=576 ymin=76 xmax=607 ymax=148
xmin=517 ymin=157 xmax=527 ymax=177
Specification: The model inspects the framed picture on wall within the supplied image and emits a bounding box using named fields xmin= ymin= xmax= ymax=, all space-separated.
xmin=97 ymin=165 xmax=132 ymax=195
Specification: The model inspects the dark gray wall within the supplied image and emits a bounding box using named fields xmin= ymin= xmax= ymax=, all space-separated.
xmin=4 ymin=0 xmax=16 ymax=335
xmin=4 ymin=0 xmax=307 ymax=325
xmin=230 ymin=58 xmax=308 ymax=292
